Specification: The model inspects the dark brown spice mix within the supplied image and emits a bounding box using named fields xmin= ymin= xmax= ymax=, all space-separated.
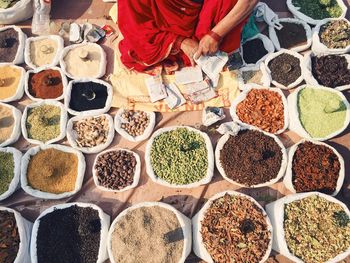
xmin=201 ymin=194 xmax=271 ymax=263
xmin=0 ymin=29 xmax=19 ymax=63
xmin=220 ymin=130 xmax=283 ymax=186
xmin=275 ymin=22 xmax=307 ymax=49
xmin=292 ymin=141 xmax=340 ymax=194
xmin=242 ymin=38 xmax=268 ymax=64
xmin=268 ymin=53 xmax=301 ymax=86
xmin=0 ymin=210 xmax=20 ymax=263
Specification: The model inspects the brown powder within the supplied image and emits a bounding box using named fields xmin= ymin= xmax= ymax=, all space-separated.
xmin=26 ymin=148 xmax=78 ymax=194
xmin=111 ymin=206 xmax=184 ymax=263
xmin=0 ymin=65 xmax=22 ymax=100
xmin=0 ymin=104 xmax=15 ymax=144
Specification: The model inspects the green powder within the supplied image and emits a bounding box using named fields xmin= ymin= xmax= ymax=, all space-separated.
xmin=150 ymin=128 xmax=208 ymax=185
xmin=26 ymin=105 xmax=61 ymax=143
xmin=0 ymin=152 xmax=14 ymax=195
xmin=292 ymin=0 xmax=342 ymax=20
xmin=298 ymin=88 xmax=347 ymax=138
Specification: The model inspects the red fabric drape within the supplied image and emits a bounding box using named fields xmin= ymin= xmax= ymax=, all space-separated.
xmin=118 ymin=0 xmax=247 ymax=72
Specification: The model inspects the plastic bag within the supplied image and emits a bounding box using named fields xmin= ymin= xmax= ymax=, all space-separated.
xmin=237 ymin=63 xmax=271 ymax=90
xmin=0 ymin=63 xmax=25 ymax=103
xmin=0 ymin=0 xmax=33 ymax=25
xmin=0 ymin=103 xmax=22 ymax=147
xmin=241 ymin=34 xmax=275 ymax=66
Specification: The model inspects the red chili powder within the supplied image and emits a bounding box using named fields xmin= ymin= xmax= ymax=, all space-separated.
xmin=28 ymin=69 xmax=63 ymax=99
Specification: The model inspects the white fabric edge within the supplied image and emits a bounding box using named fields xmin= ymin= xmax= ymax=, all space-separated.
xmin=0 ymin=103 xmax=22 ymax=147
xmin=20 ymin=144 xmax=86 ymax=199
xmin=283 ymin=139 xmax=345 ymax=196
xmin=268 ymin=18 xmax=312 ymax=52
xmin=312 ymin=18 xmax=350 ymax=55
xmin=59 ymin=42 xmax=107 ymax=79
xmin=264 ymin=49 xmax=305 ymax=89
xmin=230 ymin=85 xmax=289 ymax=135
xmin=64 ymin=78 xmax=113 ymax=116
xmin=92 ymin=148 xmax=141 ymax=192
xmin=215 ymin=126 xmax=288 ymax=188
xmin=24 ymin=35 xmax=64 ymax=69
xmin=237 ymin=63 xmax=271 ymax=91
xmin=0 ymin=147 xmax=22 ymax=201
xmin=114 ymin=108 xmax=156 ymax=142
xmin=0 ymin=206 xmax=33 ymax=263
xmin=0 ymin=25 xmax=27 ymax=64
xmin=287 ymin=85 xmax=350 ymax=141
xmin=265 ymin=192 xmax=350 ymax=263
xmin=0 ymin=0 xmax=33 ymax=25
xmin=24 ymin=66 xmax=68 ymax=101
xmin=30 ymin=202 xmax=110 ymax=263
xmin=144 ymin=126 xmax=215 ymax=189
xmin=192 ymin=190 xmax=273 ymax=263
xmin=21 ymin=100 xmax=67 ymax=145
xmin=0 ymin=63 xmax=25 ymax=102
xmin=107 ymin=202 xmax=192 ymax=263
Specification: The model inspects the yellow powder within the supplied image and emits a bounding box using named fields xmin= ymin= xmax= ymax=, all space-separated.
xmin=30 ymin=38 xmax=58 ymax=67
xmin=0 ymin=66 xmax=22 ymax=100
xmin=0 ymin=104 xmax=15 ymax=143
xmin=64 ymin=45 xmax=102 ymax=78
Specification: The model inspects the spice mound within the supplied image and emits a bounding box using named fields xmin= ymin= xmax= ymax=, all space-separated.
xmin=0 ymin=65 xmax=22 ymax=100
xmin=298 ymin=87 xmax=347 ymax=138
xmin=220 ymin=130 xmax=283 ymax=186
xmin=0 ymin=104 xmax=15 ymax=144
xmin=28 ymin=69 xmax=64 ymax=99
xmin=201 ymin=194 xmax=271 ymax=263
xmin=241 ymin=69 xmax=264 ymax=86
xmin=63 ymin=44 xmax=102 ymax=78
xmin=0 ymin=210 xmax=20 ymax=263
xmin=236 ymin=89 xmax=285 ymax=133
xmin=320 ymin=19 xmax=350 ymax=49
xmin=284 ymin=195 xmax=350 ymax=263
xmin=268 ymin=53 xmax=301 ymax=86
xmin=275 ymin=22 xmax=307 ymax=49
xmin=0 ymin=28 xmax=19 ymax=63
xmin=0 ymin=0 xmax=20 ymax=9
xmin=292 ymin=0 xmax=342 ymax=20
xmin=150 ymin=128 xmax=208 ymax=185
xmin=95 ymin=150 xmax=137 ymax=190
xmin=0 ymin=151 xmax=14 ymax=196
xmin=111 ymin=206 xmax=184 ymax=263
xmin=292 ymin=141 xmax=340 ymax=194
xmin=72 ymin=115 xmax=109 ymax=148
xmin=30 ymin=38 xmax=58 ymax=67
xmin=120 ymin=110 xmax=150 ymax=137
xmin=242 ymin=38 xmax=268 ymax=64
xmin=25 ymin=104 xmax=61 ymax=143
xmin=36 ymin=205 xmax=101 ymax=263
xmin=69 ymin=81 xmax=108 ymax=113
xmin=26 ymin=148 xmax=79 ymax=194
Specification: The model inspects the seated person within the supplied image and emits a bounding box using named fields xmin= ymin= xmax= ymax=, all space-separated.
xmin=118 ymin=0 xmax=258 ymax=74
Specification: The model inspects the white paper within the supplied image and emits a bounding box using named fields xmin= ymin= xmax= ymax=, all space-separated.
xmin=164 ymin=83 xmax=186 ymax=109
xmin=194 ymin=51 xmax=228 ymax=82
xmin=145 ymin=75 xmax=167 ymax=103
xmin=175 ymin=66 xmax=203 ymax=85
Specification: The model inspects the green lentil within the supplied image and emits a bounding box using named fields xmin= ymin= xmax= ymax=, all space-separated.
xmin=292 ymin=0 xmax=342 ymax=20
xmin=150 ymin=128 xmax=208 ymax=185
xmin=0 ymin=152 xmax=14 ymax=195
xmin=26 ymin=105 xmax=61 ymax=143
xmin=298 ymin=87 xmax=347 ymax=138
xmin=284 ymin=195 xmax=350 ymax=263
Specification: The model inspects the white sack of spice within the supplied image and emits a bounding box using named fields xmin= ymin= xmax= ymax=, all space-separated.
xmin=107 ymin=202 xmax=192 ymax=263
xmin=0 ymin=63 xmax=25 ymax=103
xmin=30 ymin=202 xmax=110 ymax=263
xmin=312 ymin=18 xmax=350 ymax=55
xmin=215 ymin=126 xmax=288 ymax=188
xmin=0 ymin=147 xmax=22 ymax=201
xmin=241 ymin=33 xmax=275 ymax=66
xmin=264 ymin=49 xmax=305 ymax=89
xmin=266 ymin=192 xmax=350 ymax=263
xmin=0 ymin=206 xmax=33 ymax=263
xmin=24 ymin=35 xmax=64 ymax=69
xmin=283 ymin=139 xmax=345 ymax=197
xmin=67 ymin=114 xmax=115 ymax=154
xmin=0 ymin=103 xmax=22 ymax=147
xmin=20 ymin=144 xmax=86 ymax=200
xmin=0 ymin=1 xmax=33 ymax=26
xmin=269 ymin=18 xmax=312 ymax=53
xmin=192 ymin=190 xmax=273 ymax=263
xmin=0 ymin=26 xmax=27 ymax=64
xmin=303 ymin=51 xmax=350 ymax=91
xmin=237 ymin=63 xmax=271 ymax=90
xmin=114 ymin=108 xmax=156 ymax=142
xmin=21 ymin=100 xmax=68 ymax=145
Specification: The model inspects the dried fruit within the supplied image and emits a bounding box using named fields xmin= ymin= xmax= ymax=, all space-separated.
xmin=319 ymin=19 xmax=350 ymax=49
xmin=120 ymin=110 xmax=150 ymax=137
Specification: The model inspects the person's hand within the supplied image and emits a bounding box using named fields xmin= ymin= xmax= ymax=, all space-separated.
xmin=180 ymin=38 xmax=199 ymax=66
xmin=194 ymin=34 xmax=220 ymax=59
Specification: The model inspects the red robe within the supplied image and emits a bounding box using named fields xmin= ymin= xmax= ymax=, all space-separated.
xmin=118 ymin=0 xmax=246 ymax=72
